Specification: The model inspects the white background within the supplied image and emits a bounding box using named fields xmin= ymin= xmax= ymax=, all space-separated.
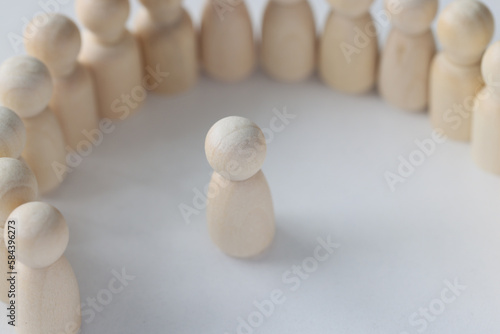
xmin=1 ymin=0 xmax=500 ymax=333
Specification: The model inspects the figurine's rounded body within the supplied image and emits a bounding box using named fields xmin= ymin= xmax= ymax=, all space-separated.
xmin=135 ymin=7 xmax=198 ymax=94
xmin=320 ymin=9 xmax=377 ymax=94
xmin=207 ymin=171 xmax=275 ymax=258
xmin=205 ymin=116 xmax=275 ymax=258
xmin=378 ymin=0 xmax=438 ymax=111
xmin=77 ymin=0 xmax=144 ymax=120
xmin=201 ymin=0 xmax=255 ymax=82
xmin=261 ymin=0 xmax=316 ymax=82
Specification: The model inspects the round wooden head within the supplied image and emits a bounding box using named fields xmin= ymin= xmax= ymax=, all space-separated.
xmin=0 ymin=107 xmax=26 ymax=159
xmin=481 ymin=41 xmax=500 ymax=89
xmin=327 ymin=0 xmax=374 ymax=17
xmin=0 ymin=158 xmax=38 ymax=228
xmin=0 ymin=56 xmax=53 ymax=119
xmin=25 ymin=14 xmax=81 ymax=77
xmin=205 ymin=116 xmax=267 ymax=181
xmin=437 ymin=0 xmax=494 ymax=66
xmin=5 ymin=202 xmax=69 ymax=269
xmin=387 ymin=0 xmax=438 ymax=35
xmin=76 ymin=0 xmax=130 ymax=44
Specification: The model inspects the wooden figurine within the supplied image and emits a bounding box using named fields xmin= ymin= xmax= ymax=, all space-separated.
xmin=261 ymin=0 xmax=316 ymax=82
xmin=205 ymin=116 xmax=275 ymax=258
xmin=4 ymin=202 xmax=80 ymax=333
xmin=0 ymin=56 xmax=67 ymax=194
xmin=319 ymin=0 xmax=377 ymax=94
xmin=0 ymin=158 xmax=38 ymax=304
xmin=76 ymin=0 xmax=144 ymax=120
xmin=200 ymin=0 xmax=255 ymax=82
xmin=25 ymin=13 xmax=100 ymax=150
xmin=0 ymin=107 xmax=25 ymax=159
xmin=430 ymin=0 xmax=494 ymax=141
xmin=472 ymin=41 xmax=500 ymax=174
xmin=135 ymin=0 xmax=198 ymax=94
xmin=378 ymin=0 xmax=438 ymax=111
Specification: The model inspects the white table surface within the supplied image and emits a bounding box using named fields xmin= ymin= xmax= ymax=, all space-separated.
xmin=1 ymin=0 xmax=500 ymax=333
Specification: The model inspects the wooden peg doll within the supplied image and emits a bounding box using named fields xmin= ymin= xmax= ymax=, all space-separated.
xmin=135 ymin=0 xmax=198 ymax=95
xmin=320 ymin=0 xmax=378 ymax=94
xmin=4 ymin=202 xmax=80 ymax=334
xmin=261 ymin=0 xmax=316 ymax=82
xmin=430 ymin=0 xmax=494 ymax=141
xmin=205 ymin=116 xmax=275 ymax=258
xmin=200 ymin=0 xmax=256 ymax=82
xmin=472 ymin=41 xmax=500 ymax=174
xmin=25 ymin=13 xmax=100 ymax=150
xmin=76 ymin=0 xmax=144 ymax=120
xmin=378 ymin=0 xmax=438 ymax=111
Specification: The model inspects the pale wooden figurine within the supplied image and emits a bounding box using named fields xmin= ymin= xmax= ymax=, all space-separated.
xmin=430 ymin=0 xmax=494 ymax=141
xmin=201 ymin=0 xmax=255 ymax=82
xmin=0 ymin=107 xmax=25 ymax=159
xmin=76 ymin=0 xmax=144 ymax=120
xmin=25 ymin=13 xmax=100 ymax=150
xmin=4 ymin=202 xmax=80 ymax=334
xmin=0 ymin=158 xmax=38 ymax=304
xmin=320 ymin=0 xmax=377 ymax=94
xmin=261 ymin=0 xmax=316 ymax=82
xmin=0 ymin=56 xmax=67 ymax=194
xmin=378 ymin=0 xmax=438 ymax=111
xmin=205 ymin=116 xmax=275 ymax=258
xmin=135 ymin=0 xmax=198 ymax=94
xmin=472 ymin=41 xmax=500 ymax=174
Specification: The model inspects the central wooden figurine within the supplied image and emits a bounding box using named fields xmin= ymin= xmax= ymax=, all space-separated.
xmin=205 ymin=116 xmax=275 ymax=258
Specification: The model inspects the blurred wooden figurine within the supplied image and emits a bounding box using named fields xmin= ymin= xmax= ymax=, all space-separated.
xmin=378 ymin=0 xmax=438 ymax=111
xmin=320 ymin=0 xmax=377 ymax=94
xmin=135 ymin=0 xmax=198 ymax=94
xmin=76 ymin=0 xmax=144 ymax=120
xmin=5 ymin=202 xmax=80 ymax=333
xmin=0 ymin=56 xmax=67 ymax=194
xmin=201 ymin=0 xmax=255 ymax=82
xmin=472 ymin=41 xmax=500 ymax=174
xmin=205 ymin=116 xmax=275 ymax=258
xmin=25 ymin=13 xmax=100 ymax=150
xmin=430 ymin=0 xmax=494 ymax=141
xmin=261 ymin=0 xmax=316 ymax=82
xmin=0 ymin=157 xmax=38 ymax=305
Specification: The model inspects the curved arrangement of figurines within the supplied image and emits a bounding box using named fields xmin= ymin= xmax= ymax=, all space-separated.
xmin=0 ymin=0 xmax=499 ymax=333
